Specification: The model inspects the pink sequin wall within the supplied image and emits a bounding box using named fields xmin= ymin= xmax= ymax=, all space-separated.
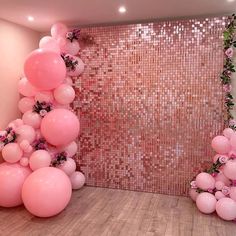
xmin=73 ymin=17 xmax=227 ymax=196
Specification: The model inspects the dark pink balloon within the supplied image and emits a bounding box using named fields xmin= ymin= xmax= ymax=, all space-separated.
xmin=24 ymin=49 xmax=66 ymax=90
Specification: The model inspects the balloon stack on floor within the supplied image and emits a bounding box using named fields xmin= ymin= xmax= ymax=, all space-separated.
xmin=0 ymin=23 xmax=85 ymax=217
xmin=190 ymin=128 xmax=236 ymax=221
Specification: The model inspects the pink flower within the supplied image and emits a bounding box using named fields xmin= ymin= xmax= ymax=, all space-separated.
xmin=219 ymin=156 xmax=229 ymax=164
xmin=222 ymin=186 xmax=230 ymax=195
xmin=223 ymin=84 xmax=232 ymax=92
xmin=66 ymin=32 xmax=73 ymax=39
xmin=225 ymin=47 xmax=234 ymax=58
xmin=39 ymin=109 xmax=47 ymax=117
xmin=190 ymin=181 xmax=197 ymax=189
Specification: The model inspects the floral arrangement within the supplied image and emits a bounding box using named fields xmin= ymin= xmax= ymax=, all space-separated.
xmin=51 ymin=151 xmax=68 ymax=167
xmin=61 ymin=53 xmax=78 ymax=71
xmin=221 ymin=14 xmax=236 ymax=129
xmin=32 ymin=138 xmax=48 ymax=150
xmin=33 ymin=101 xmax=52 ymax=117
xmin=0 ymin=127 xmax=17 ymax=148
xmin=66 ymin=28 xmax=81 ymax=42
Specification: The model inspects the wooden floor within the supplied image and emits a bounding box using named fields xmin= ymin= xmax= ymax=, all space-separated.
xmin=1 ymin=187 xmax=236 ymax=236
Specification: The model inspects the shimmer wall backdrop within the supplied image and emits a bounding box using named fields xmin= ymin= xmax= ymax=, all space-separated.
xmin=73 ymin=17 xmax=226 ymax=196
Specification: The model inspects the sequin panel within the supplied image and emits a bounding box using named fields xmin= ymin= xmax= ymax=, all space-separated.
xmin=73 ymin=17 xmax=226 ymax=196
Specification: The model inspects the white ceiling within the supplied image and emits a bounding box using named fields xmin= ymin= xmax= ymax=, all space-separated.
xmin=0 ymin=0 xmax=235 ymax=32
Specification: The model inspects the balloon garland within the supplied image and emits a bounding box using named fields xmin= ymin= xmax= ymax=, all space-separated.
xmin=190 ymin=15 xmax=236 ymax=221
xmin=0 ymin=23 xmax=85 ymax=217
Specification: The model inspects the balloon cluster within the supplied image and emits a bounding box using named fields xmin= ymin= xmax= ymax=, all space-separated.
xmin=190 ymin=128 xmax=236 ymax=221
xmin=0 ymin=23 xmax=85 ymax=217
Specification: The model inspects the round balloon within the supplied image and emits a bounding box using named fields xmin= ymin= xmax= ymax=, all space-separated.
xmin=211 ymin=136 xmax=231 ymax=154
xmin=22 ymin=111 xmax=42 ymax=129
xmin=66 ymin=56 xmax=84 ymax=77
xmin=29 ymin=150 xmax=52 ymax=171
xmin=22 ymin=167 xmax=72 ymax=217
xmin=189 ymin=188 xmax=199 ymax=202
xmin=35 ymin=91 xmax=54 ymax=103
xmin=195 ymin=172 xmax=215 ymax=191
xmin=223 ymin=160 xmax=236 ymax=180
xmin=40 ymin=109 xmax=80 ymax=146
xmin=196 ymin=192 xmax=216 ymax=214
xmin=53 ymin=84 xmax=75 ymax=105
xmin=59 ymin=141 xmax=78 ymax=158
xmin=0 ymin=163 xmax=32 ymax=207
xmin=39 ymin=36 xmax=60 ymax=53
xmin=18 ymin=77 xmax=38 ymax=97
xmin=18 ymin=97 xmax=35 ymax=113
xmin=24 ymin=49 xmax=66 ymax=90
xmin=61 ymin=40 xmax=80 ymax=55
xmin=216 ymin=198 xmax=236 ymax=221
xmin=58 ymin=157 xmax=76 ymax=175
xmin=223 ymin=128 xmax=234 ymax=139
xmin=16 ymin=125 xmax=36 ymax=144
xmin=70 ymin=171 xmax=85 ymax=190
xmin=51 ymin=23 xmax=68 ymax=39
xmin=2 ymin=143 xmax=23 ymax=163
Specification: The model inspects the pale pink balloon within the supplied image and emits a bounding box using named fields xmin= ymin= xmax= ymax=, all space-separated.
xmin=59 ymin=141 xmax=78 ymax=158
xmin=216 ymin=198 xmax=236 ymax=220
xmin=67 ymin=56 xmax=84 ymax=77
xmin=20 ymin=157 xmax=29 ymax=167
xmin=19 ymin=140 xmax=30 ymax=151
xmin=0 ymin=163 xmax=32 ymax=207
xmin=189 ymin=188 xmax=199 ymax=202
xmin=195 ymin=172 xmax=215 ymax=191
xmin=22 ymin=111 xmax=42 ymax=129
xmin=22 ymin=167 xmax=72 ymax=217
xmin=70 ymin=171 xmax=85 ymax=190
xmin=51 ymin=23 xmax=68 ymax=38
xmin=24 ymin=49 xmax=66 ymax=90
xmin=215 ymin=181 xmax=225 ymax=190
xmin=53 ymin=84 xmax=75 ymax=105
xmin=229 ymin=187 xmax=236 ymax=201
xmin=223 ymin=128 xmax=234 ymax=139
xmin=16 ymin=125 xmax=36 ymax=144
xmin=35 ymin=91 xmax=54 ymax=103
xmin=41 ymin=109 xmax=80 ymax=146
xmin=8 ymin=119 xmax=24 ymax=129
xmin=18 ymin=77 xmax=38 ymax=97
xmin=39 ymin=36 xmax=60 ymax=53
xmin=18 ymin=97 xmax=35 ymax=113
xmin=211 ymin=135 xmax=231 ymax=154
xmin=215 ymin=191 xmax=225 ymax=200
xmin=61 ymin=40 xmax=80 ymax=55
xmin=58 ymin=158 xmax=76 ymax=175
xmin=25 ymin=145 xmax=33 ymax=153
xmin=215 ymin=173 xmax=231 ymax=186
xmin=2 ymin=143 xmax=23 ymax=163
xmin=196 ymin=192 xmax=217 ymax=214
xmin=64 ymin=77 xmax=73 ymax=86
xmin=223 ymin=160 xmax=236 ymax=180
xmin=57 ymin=36 xmax=66 ymax=48
xmin=29 ymin=150 xmax=52 ymax=171
xmin=230 ymin=133 xmax=236 ymax=149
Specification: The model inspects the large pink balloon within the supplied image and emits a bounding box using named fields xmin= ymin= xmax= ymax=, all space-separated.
xmin=59 ymin=141 xmax=78 ymax=158
xmin=61 ymin=40 xmax=80 ymax=55
xmin=18 ymin=77 xmax=38 ymax=97
xmin=67 ymin=56 xmax=84 ymax=77
xmin=223 ymin=128 xmax=234 ymax=139
xmin=215 ymin=191 xmax=225 ymax=200
xmin=0 ymin=163 xmax=32 ymax=207
xmin=18 ymin=97 xmax=35 ymax=113
xmin=2 ymin=143 xmax=23 ymax=163
xmin=223 ymin=160 xmax=236 ymax=180
xmin=16 ymin=125 xmax=36 ymax=144
xmin=22 ymin=111 xmax=42 ymax=129
xmin=211 ymin=136 xmax=231 ymax=154
xmin=196 ymin=192 xmax=216 ymax=214
xmin=216 ymin=198 xmax=236 ymax=220
xmin=70 ymin=171 xmax=85 ymax=190
xmin=41 ymin=109 xmax=80 ymax=146
xmin=39 ymin=36 xmax=60 ymax=53
xmin=51 ymin=23 xmax=68 ymax=38
xmin=22 ymin=167 xmax=72 ymax=217
xmin=35 ymin=91 xmax=54 ymax=103
xmin=58 ymin=157 xmax=76 ymax=175
xmin=24 ymin=49 xmax=66 ymax=90
xmin=29 ymin=150 xmax=52 ymax=171
xmin=195 ymin=172 xmax=215 ymax=191
xmin=53 ymin=84 xmax=75 ymax=105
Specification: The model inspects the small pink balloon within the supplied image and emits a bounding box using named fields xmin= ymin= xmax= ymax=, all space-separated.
xmin=70 ymin=171 xmax=85 ymax=190
xmin=19 ymin=140 xmax=30 ymax=151
xmin=223 ymin=128 xmax=234 ymax=139
xmin=215 ymin=181 xmax=225 ymax=190
xmin=53 ymin=84 xmax=75 ymax=105
xmin=41 ymin=109 xmax=80 ymax=146
xmin=215 ymin=191 xmax=225 ymax=200
xmin=189 ymin=188 xmax=199 ymax=202
xmin=223 ymin=160 xmax=236 ymax=180
xmin=20 ymin=157 xmax=29 ymax=167
xmin=29 ymin=150 xmax=52 ymax=171
xmin=18 ymin=77 xmax=38 ymax=97
xmin=58 ymin=157 xmax=76 ymax=175
xmin=57 ymin=36 xmax=66 ymax=48
xmin=18 ymin=97 xmax=35 ymax=113
xmin=59 ymin=141 xmax=78 ymax=158
xmin=196 ymin=192 xmax=217 ymax=214
xmin=22 ymin=167 xmax=72 ymax=217
xmin=22 ymin=111 xmax=42 ymax=129
xmin=35 ymin=91 xmax=54 ymax=103
xmin=64 ymin=77 xmax=73 ymax=86
xmin=24 ymin=49 xmax=66 ymax=90
xmin=229 ymin=187 xmax=236 ymax=201
xmin=16 ymin=125 xmax=36 ymax=144
xmin=196 ymin=172 xmax=215 ymax=191
xmin=66 ymin=56 xmax=84 ymax=77
xmin=2 ymin=143 xmax=23 ymax=163
xmin=51 ymin=23 xmax=68 ymax=39
xmin=230 ymin=133 xmax=236 ymax=149
xmin=61 ymin=40 xmax=80 ymax=55
xmin=211 ymin=135 xmax=231 ymax=154
xmin=25 ymin=145 xmax=33 ymax=153
xmin=215 ymin=172 xmax=231 ymax=186
xmin=216 ymin=197 xmax=236 ymax=220
xmin=0 ymin=163 xmax=32 ymax=207
xmin=39 ymin=36 xmax=60 ymax=53
xmin=14 ymin=119 xmax=24 ymax=127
